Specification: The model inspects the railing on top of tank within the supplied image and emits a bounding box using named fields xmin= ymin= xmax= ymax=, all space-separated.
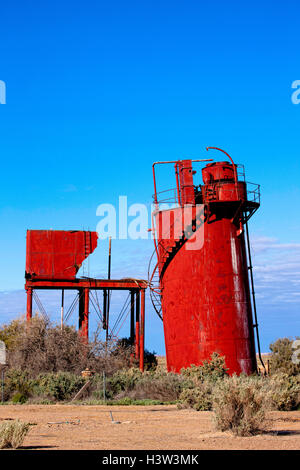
xmin=152 ymin=180 xmax=260 ymax=207
xmin=152 ymin=188 xmax=180 ymax=207
xmin=236 ymin=164 xmax=260 ymax=204
xmin=203 ymin=180 xmax=260 ymax=204
xmin=246 ymin=182 xmax=260 ymax=204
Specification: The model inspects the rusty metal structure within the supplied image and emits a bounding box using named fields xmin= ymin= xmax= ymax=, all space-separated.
xmin=25 ymin=230 xmax=147 ymax=371
xmin=149 ymin=147 xmax=264 ymax=375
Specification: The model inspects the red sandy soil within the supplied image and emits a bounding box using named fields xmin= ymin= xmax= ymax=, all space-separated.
xmin=0 ymin=405 xmax=300 ymax=450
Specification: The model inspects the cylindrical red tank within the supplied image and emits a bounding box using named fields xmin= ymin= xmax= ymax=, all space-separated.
xmin=154 ymin=160 xmax=257 ymax=375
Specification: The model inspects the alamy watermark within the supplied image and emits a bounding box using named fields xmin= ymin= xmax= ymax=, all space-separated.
xmin=0 ymin=80 xmax=6 ymax=104
xmin=291 ymin=80 xmax=300 ymax=104
xmin=96 ymin=196 xmax=205 ymax=250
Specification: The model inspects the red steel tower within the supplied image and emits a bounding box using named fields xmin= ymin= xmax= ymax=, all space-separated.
xmin=149 ymin=148 xmax=264 ymax=375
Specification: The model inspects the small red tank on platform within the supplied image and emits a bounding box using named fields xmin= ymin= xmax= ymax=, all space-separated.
xmin=150 ymin=151 xmax=261 ymax=375
xmin=25 ymin=230 xmax=98 ymax=280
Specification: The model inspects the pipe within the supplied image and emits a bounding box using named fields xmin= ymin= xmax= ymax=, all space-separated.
xmin=139 ymin=289 xmax=145 ymax=372
xmin=174 ymin=162 xmax=181 ymax=205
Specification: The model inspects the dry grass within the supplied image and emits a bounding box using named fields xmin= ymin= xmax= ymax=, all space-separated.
xmin=212 ymin=375 xmax=267 ymax=436
xmin=0 ymin=420 xmax=31 ymax=449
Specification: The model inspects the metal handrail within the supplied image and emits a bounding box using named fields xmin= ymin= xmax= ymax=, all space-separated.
xmin=152 ymin=158 xmax=213 ymax=205
xmin=152 ymin=187 xmax=179 ymax=206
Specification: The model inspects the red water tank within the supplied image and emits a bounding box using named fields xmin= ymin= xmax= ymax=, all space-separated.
xmin=153 ymin=159 xmax=258 ymax=375
xmin=25 ymin=230 xmax=98 ymax=280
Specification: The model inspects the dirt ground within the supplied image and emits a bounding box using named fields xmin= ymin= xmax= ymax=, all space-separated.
xmin=0 ymin=405 xmax=300 ymax=450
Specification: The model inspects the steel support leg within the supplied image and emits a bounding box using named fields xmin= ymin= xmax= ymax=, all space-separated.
xmin=130 ymin=290 xmax=135 ymax=344
xmin=135 ymin=291 xmax=140 ymax=361
xmin=139 ymin=289 xmax=145 ymax=372
xmin=26 ymin=287 xmax=33 ymax=321
xmin=82 ymin=287 xmax=89 ymax=341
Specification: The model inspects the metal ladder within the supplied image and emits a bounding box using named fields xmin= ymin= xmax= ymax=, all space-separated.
xmin=244 ymin=219 xmax=266 ymax=374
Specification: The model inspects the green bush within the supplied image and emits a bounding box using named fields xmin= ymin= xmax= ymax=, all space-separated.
xmin=11 ymin=392 xmax=28 ymax=404
xmin=179 ymin=381 xmax=213 ymax=411
xmin=35 ymin=372 xmax=85 ymax=401
xmin=177 ymin=353 xmax=229 ymax=411
xmin=106 ymin=368 xmax=144 ymax=396
xmin=4 ymin=369 xmax=34 ymax=402
xmin=181 ymin=353 xmax=229 ymax=383
xmin=121 ymin=369 xmax=187 ymax=401
xmin=90 ymin=367 xmax=187 ymax=402
xmin=211 ymin=374 xmax=267 ymax=436
xmin=0 ymin=318 xmax=25 ymax=350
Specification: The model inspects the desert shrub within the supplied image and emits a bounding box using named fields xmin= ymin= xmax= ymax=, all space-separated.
xmin=178 ymin=381 xmax=214 ymax=411
xmin=34 ymin=372 xmax=85 ymax=401
xmin=4 ymin=369 xmax=34 ymax=402
xmin=11 ymin=392 xmax=28 ymax=404
xmin=88 ymin=373 xmax=106 ymax=400
xmin=211 ymin=374 xmax=267 ymax=436
xmin=106 ymin=368 xmax=144 ymax=396
xmin=181 ymin=353 xmax=229 ymax=384
xmin=0 ymin=420 xmax=31 ymax=449
xmin=111 ymin=338 xmax=157 ymax=371
xmin=109 ymin=398 xmax=164 ymax=406
xmin=269 ymin=337 xmax=300 ymax=376
xmin=177 ymin=354 xmax=228 ymax=411
xmin=2 ymin=317 xmax=135 ymax=379
xmin=265 ymin=373 xmax=300 ymax=411
xmin=144 ymin=349 xmax=158 ymax=371
xmin=4 ymin=368 xmax=85 ymax=402
xmin=7 ymin=317 xmax=89 ymax=376
xmin=0 ymin=318 xmax=25 ymax=350
xmin=91 ymin=366 xmax=188 ymax=402
xmin=89 ymin=372 xmax=118 ymax=401
xmin=118 ymin=369 xmax=187 ymax=401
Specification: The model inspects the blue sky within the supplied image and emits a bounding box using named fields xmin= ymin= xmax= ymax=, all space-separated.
xmin=0 ymin=0 xmax=299 ymax=354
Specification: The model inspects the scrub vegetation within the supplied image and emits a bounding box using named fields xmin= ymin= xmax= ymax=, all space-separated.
xmin=1 ymin=317 xmax=300 ymax=437
xmin=0 ymin=420 xmax=32 ymax=449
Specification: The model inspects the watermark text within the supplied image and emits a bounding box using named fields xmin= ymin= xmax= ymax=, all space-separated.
xmin=0 ymin=80 xmax=6 ymax=104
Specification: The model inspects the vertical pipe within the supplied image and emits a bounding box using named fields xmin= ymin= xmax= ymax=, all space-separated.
xmin=61 ymin=289 xmax=64 ymax=330
xmin=135 ymin=291 xmax=140 ymax=360
xmin=175 ymin=163 xmax=181 ymax=206
xmin=106 ymin=237 xmax=112 ymax=342
xmin=152 ymin=163 xmax=158 ymax=206
xmin=103 ymin=290 xmax=107 ymax=330
xmin=139 ymin=289 xmax=145 ymax=372
xmin=26 ymin=287 xmax=33 ymax=321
